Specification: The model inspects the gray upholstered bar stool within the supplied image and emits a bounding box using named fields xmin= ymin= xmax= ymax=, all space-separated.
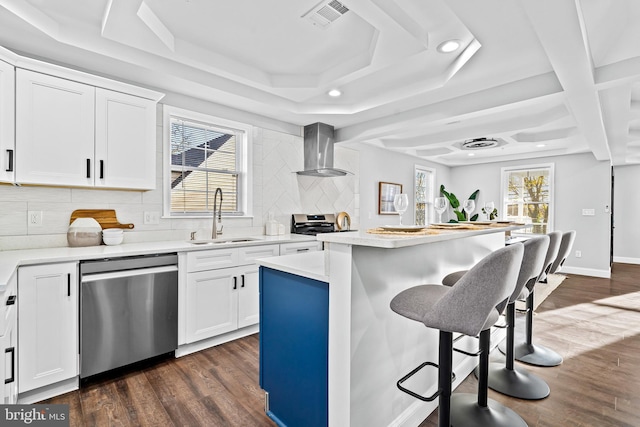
xmin=549 ymin=230 xmax=576 ymax=277
xmin=390 ymin=244 xmax=525 ymax=427
xmin=485 ymin=235 xmax=551 ymax=400
xmin=502 ymin=230 xmax=563 ymax=367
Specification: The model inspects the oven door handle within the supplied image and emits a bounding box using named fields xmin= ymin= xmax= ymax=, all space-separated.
xmin=81 ymin=265 xmax=177 ymax=283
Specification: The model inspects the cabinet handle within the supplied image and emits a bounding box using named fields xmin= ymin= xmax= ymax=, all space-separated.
xmin=99 ymin=160 xmax=104 ymax=179
xmin=297 ymin=248 xmax=310 ymax=252
xmin=6 ymin=295 xmax=16 ymax=306
xmin=5 ymin=347 xmax=15 ymax=384
xmin=86 ymin=159 xmax=91 ymax=178
xmin=5 ymin=149 xmax=13 ymax=172
xmin=67 ymin=273 xmax=71 ymax=297
xmin=233 ymin=276 xmax=237 ymax=290
xmin=241 ymin=274 xmax=245 ymax=288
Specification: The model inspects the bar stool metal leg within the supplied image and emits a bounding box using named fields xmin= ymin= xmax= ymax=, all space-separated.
xmin=450 ymin=329 xmax=527 ymax=427
xmin=439 ymin=331 xmax=452 ymax=427
xmin=486 ymin=302 xmax=550 ymax=399
xmin=508 ymin=291 xmax=563 ymax=367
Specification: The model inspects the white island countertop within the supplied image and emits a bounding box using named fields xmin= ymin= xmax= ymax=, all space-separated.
xmin=317 ymin=224 xmax=527 ymax=249
xmin=257 ymin=251 xmax=328 ymax=283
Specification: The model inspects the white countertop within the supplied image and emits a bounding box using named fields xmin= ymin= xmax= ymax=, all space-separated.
xmin=317 ymin=225 xmax=527 ymax=248
xmin=0 ymin=234 xmax=317 ymax=292
xmin=256 ymin=251 xmax=328 ymax=283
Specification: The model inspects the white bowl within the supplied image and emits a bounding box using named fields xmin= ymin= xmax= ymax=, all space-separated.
xmin=102 ymin=234 xmax=123 ymax=245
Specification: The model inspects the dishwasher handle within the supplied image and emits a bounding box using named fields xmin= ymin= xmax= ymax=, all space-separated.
xmin=81 ymin=265 xmax=177 ymax=283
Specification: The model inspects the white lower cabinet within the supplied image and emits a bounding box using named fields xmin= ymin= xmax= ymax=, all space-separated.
xmin=0 ymin=272 xmax=17 ymax=403
xmin=18 ymin=262 xmax=78 ymax=393
xmin=185 ymin=266 xmax=239 ymax=343
xmin=184 ymin=245 xmax=279 ymax=344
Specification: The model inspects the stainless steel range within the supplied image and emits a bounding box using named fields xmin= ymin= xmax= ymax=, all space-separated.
xmin=291 ymin=213 xmax=336 ymax=235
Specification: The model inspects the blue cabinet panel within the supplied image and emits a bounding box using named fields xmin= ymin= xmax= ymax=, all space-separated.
xmin=259 ymin=267 xmax=329 ymax=427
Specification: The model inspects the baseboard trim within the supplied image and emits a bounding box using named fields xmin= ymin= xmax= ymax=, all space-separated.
xmin=176 ymin=324 xmax=259 ymax=358
xmin=613 ymin=256 xmax=640 ymax=265
xmin=560 ymin=266 xmax=610 ymax=279
xmin=18 ymin=377 xmax=79 ymax=404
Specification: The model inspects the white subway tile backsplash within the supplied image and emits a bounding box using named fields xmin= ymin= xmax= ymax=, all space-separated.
xmin=0 ymin=202 xmax=28 ymax=237
xmin=0 ymin=124 xmax=359 ymax=250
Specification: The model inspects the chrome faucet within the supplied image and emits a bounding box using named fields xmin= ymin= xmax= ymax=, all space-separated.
xmin=212 ymin=187 xmax=223 ymax=239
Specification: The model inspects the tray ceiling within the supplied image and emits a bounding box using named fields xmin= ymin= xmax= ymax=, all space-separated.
xmin=1 ymin=0 xmax=639 ymax=166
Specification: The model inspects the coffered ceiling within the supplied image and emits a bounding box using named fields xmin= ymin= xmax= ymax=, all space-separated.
xmin=0 ymin=0 xmax=639 ymax=166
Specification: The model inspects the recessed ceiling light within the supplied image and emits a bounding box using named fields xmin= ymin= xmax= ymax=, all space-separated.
xmin=328 ymin=89 xmax=342 ymax=97
xmin=468 ymin=153 xmax=475 ymax=156
xmin=536 ymin=144 xmax=546 ymax=148
xmin=437 ymin=40 xmax=461 ymax=53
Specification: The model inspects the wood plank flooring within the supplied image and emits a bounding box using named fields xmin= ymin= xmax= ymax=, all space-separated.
xmin=44 ymin=263 xmax=640 ymax=426
xmin=43 ymin=335 xmax=273 ymax=427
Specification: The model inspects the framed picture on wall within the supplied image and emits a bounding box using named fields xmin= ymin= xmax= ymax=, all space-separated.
xmin=379 ymin=182 xmax=402 ymax=214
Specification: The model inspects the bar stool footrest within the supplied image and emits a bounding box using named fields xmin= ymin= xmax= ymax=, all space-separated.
xmin=453 ymin=333 xmax=482 ymax=357
xmin=396 ymin=361 xmax=456 ymax=402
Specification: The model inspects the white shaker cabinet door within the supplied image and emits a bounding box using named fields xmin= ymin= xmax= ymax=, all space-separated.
xmin=15 ymin=69 xmax=95 ymax=186
xmin=94 ymin=88 xmax=156 ymax=190
xmin=237 ymin=264 xmax=260 ymax=329
xmin=18 ymin=262 xmax=78 ymax=393
xmin=185 ymin=268 xmax=239 ymax=343
xmin=0 ymin=59 xmax=14 ymax=183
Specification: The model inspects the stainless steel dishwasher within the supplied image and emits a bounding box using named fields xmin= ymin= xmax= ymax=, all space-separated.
xmin=79 ymin=253 xmax=178 ymax=379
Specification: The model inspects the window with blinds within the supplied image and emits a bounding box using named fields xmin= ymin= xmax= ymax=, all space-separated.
xmin=169 ymin=117 xmax=242 ymax=215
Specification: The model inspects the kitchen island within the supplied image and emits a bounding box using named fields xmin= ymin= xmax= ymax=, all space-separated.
xmin=257 ymin=225 xmax=525 ymax=427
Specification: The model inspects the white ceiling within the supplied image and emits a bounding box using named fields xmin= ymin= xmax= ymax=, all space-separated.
xmin=0 ymin=0 xmax=639 ymax=166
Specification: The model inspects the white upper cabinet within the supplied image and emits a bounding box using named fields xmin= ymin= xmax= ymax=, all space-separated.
xmin=13 ymin=60 xmax=163 ymax=190
xmin=15 ymin=69 xmax=95 ymax=187
xmin=95 ymin=88 xmax=156 ymax=189
xmin=0 ymin=59 xmax=15 ymax=183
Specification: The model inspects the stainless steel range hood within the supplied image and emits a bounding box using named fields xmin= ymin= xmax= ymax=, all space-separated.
xmin=297 ymin=123 xmax=351 ymax=177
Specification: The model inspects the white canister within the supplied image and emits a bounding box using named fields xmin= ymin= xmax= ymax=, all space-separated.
xmin=265 ymin=213 xmax=278 ymax=236
xmin=67 ymin=218 xmax=102 ymax=247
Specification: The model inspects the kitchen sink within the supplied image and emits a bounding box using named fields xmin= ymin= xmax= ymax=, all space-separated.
xmin=188 ymin=238 xmax=259 ymax=245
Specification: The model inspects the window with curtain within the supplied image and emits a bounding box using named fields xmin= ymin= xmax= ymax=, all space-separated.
xmin=501 ymin=164 xmax=554 ymax=234
xmin=167 ymin=111 xmax=247 ymax=216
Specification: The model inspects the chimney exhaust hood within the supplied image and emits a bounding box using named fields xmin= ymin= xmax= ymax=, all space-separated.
xmin=297 ymin=123 xmax=351 ymax=177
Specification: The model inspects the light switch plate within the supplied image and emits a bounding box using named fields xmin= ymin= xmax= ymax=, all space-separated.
xmin=581 ymin=208 xmax=595 ymax=216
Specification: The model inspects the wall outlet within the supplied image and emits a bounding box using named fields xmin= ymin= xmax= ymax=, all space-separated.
xmin=143 ymin=211 xmax=160 ymax=225
xmin=575 ymin=250 xmax=582 ymax=258
xmin=28 ymin=210 xmax=43 ymax=226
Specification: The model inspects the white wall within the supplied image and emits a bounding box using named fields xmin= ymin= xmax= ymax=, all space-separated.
xmin=351 ymin=143 xmax=451 ymax=229
xmin=613 ymin=165 xmax=640 ymax=264
xmin=448 ymin=153 xmax=611 ymax=277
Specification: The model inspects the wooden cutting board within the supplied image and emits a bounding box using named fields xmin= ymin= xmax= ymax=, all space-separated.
xmin=69 ymin=209 xmax=134 ymax=229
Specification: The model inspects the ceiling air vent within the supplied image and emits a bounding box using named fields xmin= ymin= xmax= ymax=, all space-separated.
xmin=462 ymin=138 xmax=499 ymax=150
xmin=303 ymin=0 xmax=349 ymax=29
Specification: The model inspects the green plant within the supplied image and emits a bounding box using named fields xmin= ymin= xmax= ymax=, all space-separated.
xmin=440 ymin=185 xmax=479 ymax=222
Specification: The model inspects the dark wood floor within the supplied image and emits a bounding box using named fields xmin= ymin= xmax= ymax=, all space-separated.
xmin=44 ymin=263 xmax=640 ymax=426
